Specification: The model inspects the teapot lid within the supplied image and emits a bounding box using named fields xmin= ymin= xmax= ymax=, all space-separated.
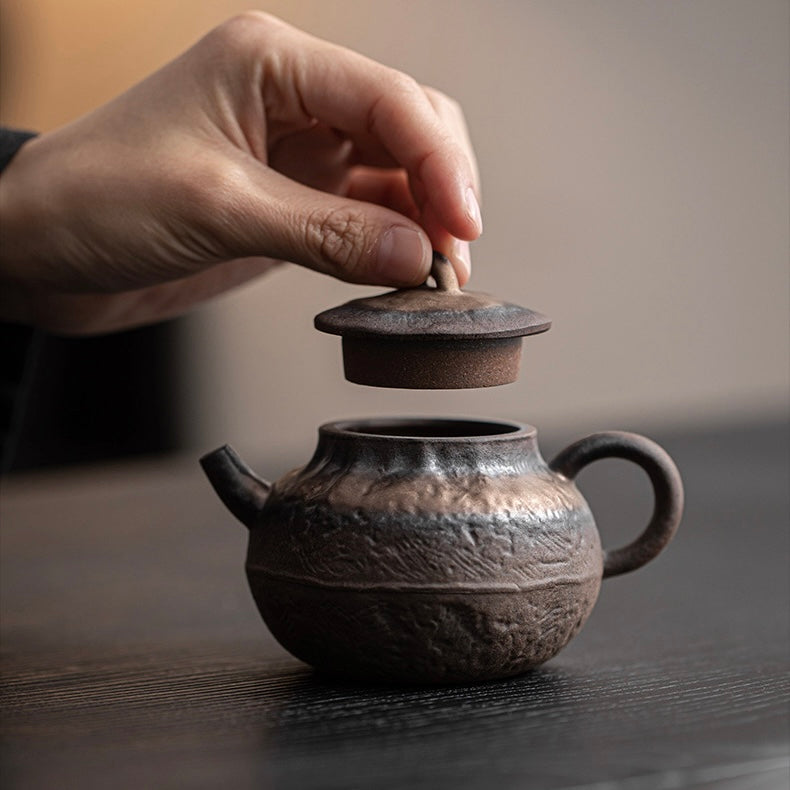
xmin=314 ymin=253 xmax=551 ymax=389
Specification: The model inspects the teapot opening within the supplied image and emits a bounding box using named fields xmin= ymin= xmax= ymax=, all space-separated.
xmin=337 ymin=418 xmax=522 ymax=439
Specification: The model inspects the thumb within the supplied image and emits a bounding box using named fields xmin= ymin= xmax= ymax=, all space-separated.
xmin=237 ymin=168 xmax=433 ymax=286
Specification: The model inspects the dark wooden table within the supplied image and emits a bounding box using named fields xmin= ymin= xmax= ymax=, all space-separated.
xmin=2 ymin=420 xmax=788 ymax=789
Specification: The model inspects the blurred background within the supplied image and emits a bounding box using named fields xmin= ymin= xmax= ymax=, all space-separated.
xmin=1 ymin=0 xmax=787 ymax=469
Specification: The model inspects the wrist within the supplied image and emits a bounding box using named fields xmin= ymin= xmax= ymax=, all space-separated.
xmin=0 ymin=133 xmax=48 ymax=286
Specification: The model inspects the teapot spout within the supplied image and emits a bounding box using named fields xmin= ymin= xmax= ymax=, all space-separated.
xmin=200 ymin=445 xmax=271 ymax=529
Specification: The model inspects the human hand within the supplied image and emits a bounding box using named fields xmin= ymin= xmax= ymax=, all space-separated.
xmin=0 ymin=12 xmax=481 ymax=334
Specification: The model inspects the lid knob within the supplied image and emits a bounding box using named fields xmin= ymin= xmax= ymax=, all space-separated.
xmin=430 ymin=252 xmax=462 ymax=294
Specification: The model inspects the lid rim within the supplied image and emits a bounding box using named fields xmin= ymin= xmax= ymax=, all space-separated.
xmin=314 ymin=306 xmax=551 ymax=339
xmin=314 ymin=322 xmax=552 ymax=340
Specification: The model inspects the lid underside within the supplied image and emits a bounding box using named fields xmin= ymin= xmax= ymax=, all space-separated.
xmin=341 ymin=335 xmax=523 ymax=389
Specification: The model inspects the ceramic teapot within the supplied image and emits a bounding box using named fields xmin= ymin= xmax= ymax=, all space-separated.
xmin=201 ymin=417 xmax=683 ymax=684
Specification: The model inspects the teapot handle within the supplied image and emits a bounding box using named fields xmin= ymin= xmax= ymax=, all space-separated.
xmin=549 ymin=431 xmax=684 ymax=578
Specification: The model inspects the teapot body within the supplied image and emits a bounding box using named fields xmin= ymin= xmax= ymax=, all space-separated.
xmin=246 ymin=418 xmax=603 ymax=683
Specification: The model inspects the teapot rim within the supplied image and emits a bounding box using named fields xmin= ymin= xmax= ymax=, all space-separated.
xmin=319 ymin=417 xmax=536 ymax=442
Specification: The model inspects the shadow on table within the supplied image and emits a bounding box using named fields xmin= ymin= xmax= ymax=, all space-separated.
xmin=262 ymin=666 xmax=614 ymax=789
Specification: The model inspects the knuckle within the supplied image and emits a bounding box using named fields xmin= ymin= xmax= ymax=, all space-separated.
xmin=423 ymin=86 xmax=464 ymax=128
xmin=388 ymin=70 xmax=422 ymax=100
xmin=423 ymin=84 xmax=452 ymax=107
xmin=214 ymin=10 xmax=278 ymax=39
xmin=368 ymin=71 xmax=424 ymax=135
xmin=166 ymin=158 xmax=254 ymax=256
xmin=305 ymin=208 xmax=370 ymax=278
xmin=203 ymin=11 xmax=284 ymax=55
xmin=443 ymin=94 xmax=463 ymax=118
xmin=185 ymin=159 xmax=243 ymax=213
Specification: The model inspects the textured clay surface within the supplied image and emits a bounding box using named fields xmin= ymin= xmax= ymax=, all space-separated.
xmin=341 ymin=336 xmax=523 ymax=389
xmin=250 ymin=579 xmax=599 ymax=684
xmin=245 ymin=420 xmax=604 ymax=683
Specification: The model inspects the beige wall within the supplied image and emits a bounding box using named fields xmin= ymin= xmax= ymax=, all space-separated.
xmin=3 ymin=0 xmax=788 ymax=460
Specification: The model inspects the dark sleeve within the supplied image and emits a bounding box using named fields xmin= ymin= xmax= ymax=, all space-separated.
xmin=0 ymin=127 xmax=37 ymax=171
xmin=1 ymin=127 xmax=42 ymax=473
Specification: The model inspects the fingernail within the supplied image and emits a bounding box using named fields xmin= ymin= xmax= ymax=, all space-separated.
xmin=376 ymin=226 xmax=431 ymax=284
xmin=465 ymin=187 xmax=482 ymax=234
xmin=454 ymin=239 xmax=471 ymax=281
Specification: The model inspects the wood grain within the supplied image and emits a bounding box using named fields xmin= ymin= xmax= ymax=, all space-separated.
xmin=2 ymin=421 xmax=788 ymax=789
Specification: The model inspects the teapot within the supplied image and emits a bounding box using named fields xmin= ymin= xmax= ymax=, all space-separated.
xmin=201 ymin=416 xmax=683 ymax=684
